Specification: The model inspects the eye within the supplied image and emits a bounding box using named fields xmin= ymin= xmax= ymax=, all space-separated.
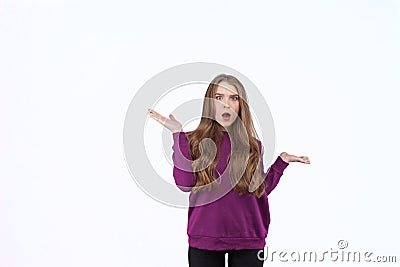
xmin=231 ymin=96 xmax=239 ymax=101
xmin=216 ymin=95 xmax=222 ymax=100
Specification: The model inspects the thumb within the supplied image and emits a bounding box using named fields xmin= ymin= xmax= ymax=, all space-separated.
xmin=169 ymin=114 xmax=176 ymax=121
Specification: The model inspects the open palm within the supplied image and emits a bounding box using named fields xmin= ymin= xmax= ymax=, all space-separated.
xmin=147 ymin=108 xmax=183 ymax=133
xmin=280 ymin=152 xmax=310 ymax=164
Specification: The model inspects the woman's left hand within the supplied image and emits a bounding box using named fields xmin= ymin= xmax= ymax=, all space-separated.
xmin=280 ymin=152 xmax=310 ymax=164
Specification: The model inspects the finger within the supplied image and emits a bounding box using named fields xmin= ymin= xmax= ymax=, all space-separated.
xmin=147 ymin=109 xmax=157 ymax=118
xmin=149 ymin=109 xmax=163 ymax=118
xmin=155 ymin=114 xmax=167 ymax=124
xmin=148 ymin=111 xmax=166 ymax=124
xmin=294 ymin=156 xmax=308 ymax=164
xmin=148 ymin=108 xmax=160 ymax=116
xmin=148 ymin=109 xmax=166 ymax=121
xmin=300 ymin=157 xmax=310 ymax=164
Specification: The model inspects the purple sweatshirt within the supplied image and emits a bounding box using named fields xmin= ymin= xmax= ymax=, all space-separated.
xmin=172 ymin=131 xmax=289 ymax=251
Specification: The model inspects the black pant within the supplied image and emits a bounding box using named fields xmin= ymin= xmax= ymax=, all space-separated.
xmin=188 ymin=246 xmax=264 ymax=267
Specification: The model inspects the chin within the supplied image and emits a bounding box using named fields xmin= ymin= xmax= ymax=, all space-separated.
xmin=217 ymin=121 xmax=234 ymax=129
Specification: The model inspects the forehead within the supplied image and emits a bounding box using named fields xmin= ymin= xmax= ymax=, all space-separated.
xmin=215 ymin=81 xmax=238 ymax=95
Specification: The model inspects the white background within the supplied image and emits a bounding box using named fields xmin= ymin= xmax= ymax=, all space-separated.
xmin=1 ymin=0 xmax=399 ymax=266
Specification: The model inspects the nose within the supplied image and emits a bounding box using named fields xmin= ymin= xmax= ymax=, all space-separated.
xmin=223 ymin=99 xmax=230 ymax=108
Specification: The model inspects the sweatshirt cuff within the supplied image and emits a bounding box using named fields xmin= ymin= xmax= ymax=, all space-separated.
xmin=172 ymin=131 xmax=185 ymax=138
xmin=273 ymin=156 xmax=289 ymax=173
xmin=172 ymin=131 xmax=185 ymax=140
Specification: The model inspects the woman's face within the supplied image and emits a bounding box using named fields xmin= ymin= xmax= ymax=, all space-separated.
xmin=213 ymin=81 xmax=240 ymax=130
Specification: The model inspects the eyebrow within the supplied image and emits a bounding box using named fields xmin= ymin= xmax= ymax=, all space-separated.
xmin=214 ymin=93 xmax=239 ymax=97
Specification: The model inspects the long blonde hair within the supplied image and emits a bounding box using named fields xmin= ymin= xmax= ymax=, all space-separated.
xmin=186 ymin=73 xmax=266 ymax=198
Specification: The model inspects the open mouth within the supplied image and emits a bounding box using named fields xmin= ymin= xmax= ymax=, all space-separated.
xmin=221 ymin=112 xmax=231 ymax=121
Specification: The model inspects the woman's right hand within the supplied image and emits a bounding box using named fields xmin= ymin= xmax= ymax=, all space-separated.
xmin=147 ymin=108 xmax=183 ymax=133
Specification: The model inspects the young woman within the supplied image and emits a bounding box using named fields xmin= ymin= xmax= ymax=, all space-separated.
xmin=148 ymin=74 xmax=310 ymax=267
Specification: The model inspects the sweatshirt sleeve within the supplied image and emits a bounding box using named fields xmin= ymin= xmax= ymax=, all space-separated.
xmin=172 ymin=131 xmax=196 ymax=192
xmin=257 ymin=140 xmax=289 ymax=196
